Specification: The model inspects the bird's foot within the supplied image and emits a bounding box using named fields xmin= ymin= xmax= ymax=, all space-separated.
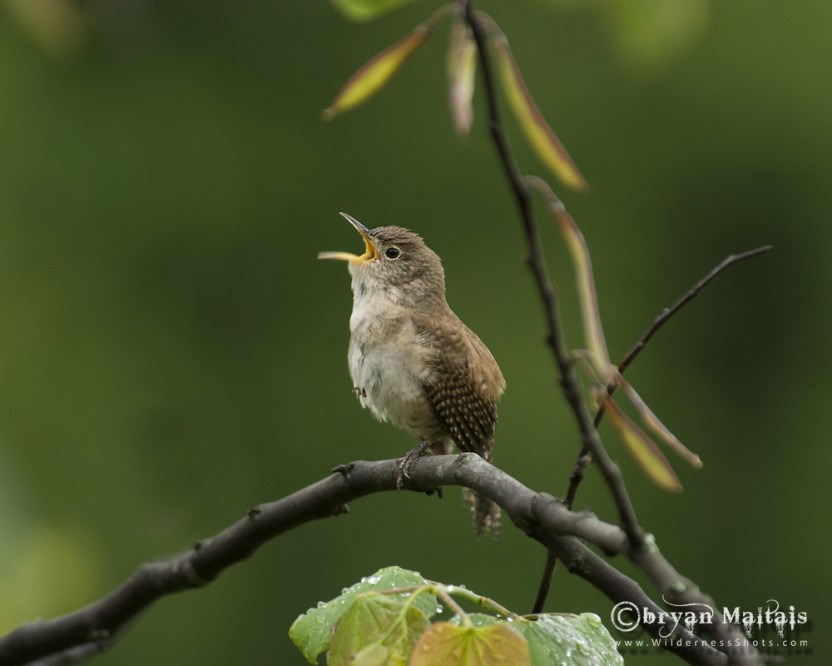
xmin=397 ymin=440 xmax=433 ymax=490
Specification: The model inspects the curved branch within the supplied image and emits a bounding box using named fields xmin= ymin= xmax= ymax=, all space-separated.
xmin=0 ymin=454 xmax=743 ymax=666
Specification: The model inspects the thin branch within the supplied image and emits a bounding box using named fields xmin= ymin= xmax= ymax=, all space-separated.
xmin=618 ymin=245 xmax=774 ymax=376
xmin=565 ymin=244 xmax=775 ymax=509
xmin=0 ymin=454 xmax=738 ymax=666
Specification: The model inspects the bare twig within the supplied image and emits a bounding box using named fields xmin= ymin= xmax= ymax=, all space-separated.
xmin=620 ymin=245 xmax=773 ymax=377
xmin=564 ymin=245 xmax=775 ymax=508
xmin=0 ymin=454 xmax=734 ymax=666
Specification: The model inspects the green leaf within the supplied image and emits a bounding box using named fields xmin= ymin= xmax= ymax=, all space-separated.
xmin=621 ymin=380 xmax=703 ymax=468
xmin=328 ymin=592 xmax=431 ymax=666
xmin=323 ymin=24 xmax=430 ymax=120
xmin=410 ymin=621 xmax=530 ymax=666
xmin=351 ymin=643 xmax=390 ymax=666
xmin=513 ymin=614 xmax=623 ymax=666
xmin=330 ymin=0 xmax=418 ymax=22
xmin=600 ymin=394 xmax=683 ymax=492
xmin=289 ymin=566 xmax=435 ymax=664
xmin=492 ymin=34 xmax=588 ymax=191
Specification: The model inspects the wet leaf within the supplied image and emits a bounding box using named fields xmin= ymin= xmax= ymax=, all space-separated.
xmin=289 ymin=566 xmax=434 ymax=664
xmin=411 ymin=621 xmax=530 ymax=666
xmin=621 ymin=381 xmax=703 ymax=468
xmin=492 ymin=35 xmax=587 ymax=191
xmin=351 ymin=643 xmax=390 ymax=666
xmin=323 ymin=24 xmax=430 ymax=120
xmin=447 ymin=17 xmax=477 ymax=135
xmin=328 ymin=592 xmax=431 ymax=666
xmin=600 ymin=394 xmax=682 ymax=492
xmin=513 ymin=614 xmax=623 ymax=666
xmin=330 ymin=0 xmax=417 ymax=22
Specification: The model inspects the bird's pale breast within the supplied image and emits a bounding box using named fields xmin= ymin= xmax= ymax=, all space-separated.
xmin=348 ymin=295 xmax=443 ymax=439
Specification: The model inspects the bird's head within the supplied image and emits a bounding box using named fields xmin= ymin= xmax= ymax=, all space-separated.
xmin=319 ymin=213 xmax=447 ymax=308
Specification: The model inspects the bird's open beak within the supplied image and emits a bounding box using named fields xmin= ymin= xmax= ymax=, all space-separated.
xmin=318 ymin=212 xmax=378 ymax=264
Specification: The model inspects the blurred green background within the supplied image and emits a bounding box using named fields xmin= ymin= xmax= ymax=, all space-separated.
xmin=0 ymin=0 xmax=828 ymax=663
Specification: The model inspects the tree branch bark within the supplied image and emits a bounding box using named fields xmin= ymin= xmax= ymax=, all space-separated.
xmin=0 ymin=454 xmax=753 ymax=666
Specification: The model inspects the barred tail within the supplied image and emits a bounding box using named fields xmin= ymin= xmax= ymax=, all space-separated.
xmin=463 ymin=488 xmax=501 ymax=537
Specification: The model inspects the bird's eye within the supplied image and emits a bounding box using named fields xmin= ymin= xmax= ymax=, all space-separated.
xmin=384 ymin=247 xmax=401 ymax=260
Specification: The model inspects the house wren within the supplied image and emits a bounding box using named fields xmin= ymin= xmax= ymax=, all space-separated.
xmin=319 ymin=212 xmax=505 ymax=536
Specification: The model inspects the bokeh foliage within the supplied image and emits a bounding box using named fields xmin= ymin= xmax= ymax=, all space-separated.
xmin=0 ymin=1 xmax=829 ymax=663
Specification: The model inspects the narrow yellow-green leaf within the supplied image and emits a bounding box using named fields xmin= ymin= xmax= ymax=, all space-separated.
xmin=492 ymin=35 xmax=587 ymax=191
xmin=600 ymin=394 xmax=682 ymax=492
xmin=323 ymin=25 xmax=430 ymax=120
xmin=411 ymin=621 xmax=530 ymax=666
xmin=330 ymin=0 xmax=417 ymax=22
xmin=621 ymin=381 xmax=703 ymax=468
xmin=557 ymin=209 xmax=611 ymax=380
xmin=447 ymin=17 xmax=477 ymax=135
xmin=528 ymin=177 xmax=610 ymax=379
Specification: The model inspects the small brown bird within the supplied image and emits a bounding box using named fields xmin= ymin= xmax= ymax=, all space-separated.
xmin=319 ymin=212 xmax=505 ymax=535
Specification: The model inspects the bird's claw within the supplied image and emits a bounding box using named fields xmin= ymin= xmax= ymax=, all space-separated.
xmin=396 ymin=440 xmax=432 ymax=490
xmin=396 ymin=458 xmax=411 ymax=490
